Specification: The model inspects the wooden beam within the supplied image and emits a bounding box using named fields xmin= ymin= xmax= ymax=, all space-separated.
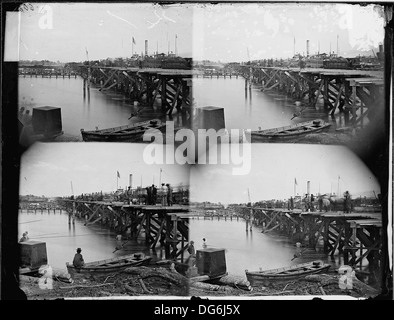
xmin=151 ymin=218 xmax=166 ymax=248
xmin=99 ymin=70 xmax=117 ymax=91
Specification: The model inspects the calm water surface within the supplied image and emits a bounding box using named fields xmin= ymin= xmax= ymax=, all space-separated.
xmin=190 ymin=218 xmax=343 ymax=279
xmin=18 ymin=76 xmax=167 ymax=139
xmin=20 ymin=211 xmax=345 ymax=278
xmin=19 ymin=210 xmax=160 ymax=272
xmin=19 ymin=76 xmax=350 ymax=139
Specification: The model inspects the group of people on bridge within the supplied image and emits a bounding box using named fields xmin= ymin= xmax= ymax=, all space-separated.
xmin=145 ymin=183 xmax=173 ymax=206
xmin=288 ymin=191 xmax=353 ymax=213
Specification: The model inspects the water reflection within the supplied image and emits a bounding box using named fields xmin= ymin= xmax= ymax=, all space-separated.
xmin=190 ymin=218 xmax=344 ymax=279
xmin=18 ymin=210 xmax=154 ymax=271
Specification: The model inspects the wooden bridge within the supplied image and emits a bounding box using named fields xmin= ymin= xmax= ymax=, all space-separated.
xmin=248 ymin=207 xmax=383 ymax=284
xmin=60 ymin=199 xmax=190 ymax=263
xmin=18 ymin=64 xmax=77 ymax=78
xmin=239 ymin=66 xmax=384 ymax=128
xmin=79 ymin=65 xmax=200 ymax=120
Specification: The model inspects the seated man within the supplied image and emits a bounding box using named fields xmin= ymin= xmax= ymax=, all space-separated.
xmin=72 ymin=248 xmax=85 ymax=268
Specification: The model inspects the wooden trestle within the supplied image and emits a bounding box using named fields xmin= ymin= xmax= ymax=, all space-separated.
xmin=18 ymin=65 xmax=77 ymax=78
xmin=79 ymin=66 xmax=198 ymax=118
xmin=240 ymin=66 xmax=384 ymax=128
xmin=249 ymin=207 xmax=383 ymax=281
xmin=61 ymin=200 xmax=189 ymax=262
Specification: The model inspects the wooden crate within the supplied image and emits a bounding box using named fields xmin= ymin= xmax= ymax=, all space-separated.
xmin=196 ymin=248 xmax=226 ymax=277
xmin=20 ymin=240 xmax=48 ymax=269
xmin=194 ymin=106 xmax=225 ymax=131
xmin=32 ymin=106 xmax=62 ymax=136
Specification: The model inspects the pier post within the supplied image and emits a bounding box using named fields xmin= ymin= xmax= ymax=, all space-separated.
xmin=351 ymin=86 xmax=357 ymax=127
xmin=161 ymin=77 xmax=167 ymax=111
xmin=171 ymin=215 xmax=178 ymax=260
xmin=323 ymin=77 xmax=329 ymax=110
xmin=145 ymin=212 xmax=151 ymax=243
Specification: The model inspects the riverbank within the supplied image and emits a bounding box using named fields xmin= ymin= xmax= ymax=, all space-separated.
xmin=19 ymin=262 xmax=189 ymax=299
xmin=19 ymin=265 xmax=380 ymax=300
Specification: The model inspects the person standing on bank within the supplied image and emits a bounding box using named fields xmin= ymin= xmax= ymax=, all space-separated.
xmin=73 ymin=248 xmax=85 ymax=268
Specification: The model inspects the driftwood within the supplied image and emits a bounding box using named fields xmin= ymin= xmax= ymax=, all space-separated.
xmin=190 ymin=281 xmax=222 ymax=291
xmin=304 ymin=273 xmax=379 ymax=297
xmin=138 ymin=276 xmax=153 ymax=294
xmin=124 ymin=283 xmax=139 ymax=295
xmin=189 ymin=275 xmax=211 ymax=283
xmin=318 ymin=285 xmax=326 ymax=295
xmin=123 ymin=266 xmax=187 ymax=286
xmin=215 ymin=275 xmax=252 ymax=291
xmin=304 ymin=274 xmax=337 ymax=285
xmin=59 ymin=282 xmax=114 ymax=289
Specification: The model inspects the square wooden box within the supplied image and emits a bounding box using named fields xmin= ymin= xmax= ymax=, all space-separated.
xmin=20 ymin=240 xmax=48 ymax=269
xmin=32 ymin=106 xmax=62 ymax=136
xmin=196 ymin=248 xmax=226 ymax=277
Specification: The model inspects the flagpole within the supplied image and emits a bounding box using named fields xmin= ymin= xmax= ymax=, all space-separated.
xmin=294 ymin=179 xmax=296 ymax=197
xmin=294 ymin=178 xmax=297 ymax=197
xmin=175 ymin=34 xmax=177 ymax=56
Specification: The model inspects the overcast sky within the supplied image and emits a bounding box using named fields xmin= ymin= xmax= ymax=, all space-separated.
xmin=19 ymin=142 xmax=381 ymax=202
xmin=190 ymin=143 xmax=381 ymax=204
xmin=19 ymin=142 xmax=190 ymax=197
xmin=15 ymin=2 xmax=385 ymax=62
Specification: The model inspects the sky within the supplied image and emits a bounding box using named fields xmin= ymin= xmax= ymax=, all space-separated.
xmin=19 ymin=141 xmax=381 ymax=201
xmin=12 ymin=2 xmax=385 ymax=62
xmin=17 ymin=2 xmax=194 ymax=62
xmin=19 ymin=142 xmax=190 ymax=197
xmin=189 ymin=143 xmax=381 ymax=204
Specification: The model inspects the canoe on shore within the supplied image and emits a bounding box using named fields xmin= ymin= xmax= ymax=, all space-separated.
xmin=80 ymin=119 xmax=164 ymax=142
xmin=251 ymin=119 xmax=331 ymax=139
xmin=245 ymin=260 xmax=331 ymax=286
xmin=66 ymin=252 xmax=151 ymax=275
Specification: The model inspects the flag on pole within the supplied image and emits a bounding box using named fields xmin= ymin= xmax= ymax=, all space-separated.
xmin=132 ymin=37 xmax=136 ymax=44
xmin=117 ymin=171 xmax=120 ymax=178
xmin=295 ymin=178 xmax=298 ymax=186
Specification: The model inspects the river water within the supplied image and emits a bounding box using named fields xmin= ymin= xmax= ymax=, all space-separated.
xmin=19 ymin=75 xmax=347 ymax=140
xmin=19 ymin=210 xmax=162 ymax=272
xmin=190 ymin=217 xmax=343 ymax=279
xmin=18 ymin=76 xmax=167 ymax=140
xmin=192 ymin=77 xmax=352 ymax=131
xmin=20 ymin=209 xmax=344 ymax=279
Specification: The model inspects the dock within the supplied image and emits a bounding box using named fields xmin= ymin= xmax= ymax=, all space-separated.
xmin=246 ymin=206 xmax=383 ymax=283
xmin=79 ymin=65 xmax=200 ymax=119
xmin=60 ymin=199 xmax=189 ymax=263
xmin=240 ymin=66 xmax=384 ymax=128
xmin=19 ymin=64 xmax=77 ymax=78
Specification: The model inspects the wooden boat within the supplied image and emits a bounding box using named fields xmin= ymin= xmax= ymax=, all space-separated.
xmin=80 ymin=119 xmax=164 ymax=142
xmin=251 ymin=119 xmax=331 ymax=139
xmin=245 ymin=260 xmax=331 ymax=286
xmin=66 ymin=252 xmax=151 ymax=275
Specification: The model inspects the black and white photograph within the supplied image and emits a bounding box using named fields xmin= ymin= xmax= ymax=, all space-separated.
xmin=1 ymin=0 xmax=392 ymax=304
xmin=18 ymin=142 xmax=190 ymax=298
xmin=189 ymin=144 xmax=383 ymax=297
